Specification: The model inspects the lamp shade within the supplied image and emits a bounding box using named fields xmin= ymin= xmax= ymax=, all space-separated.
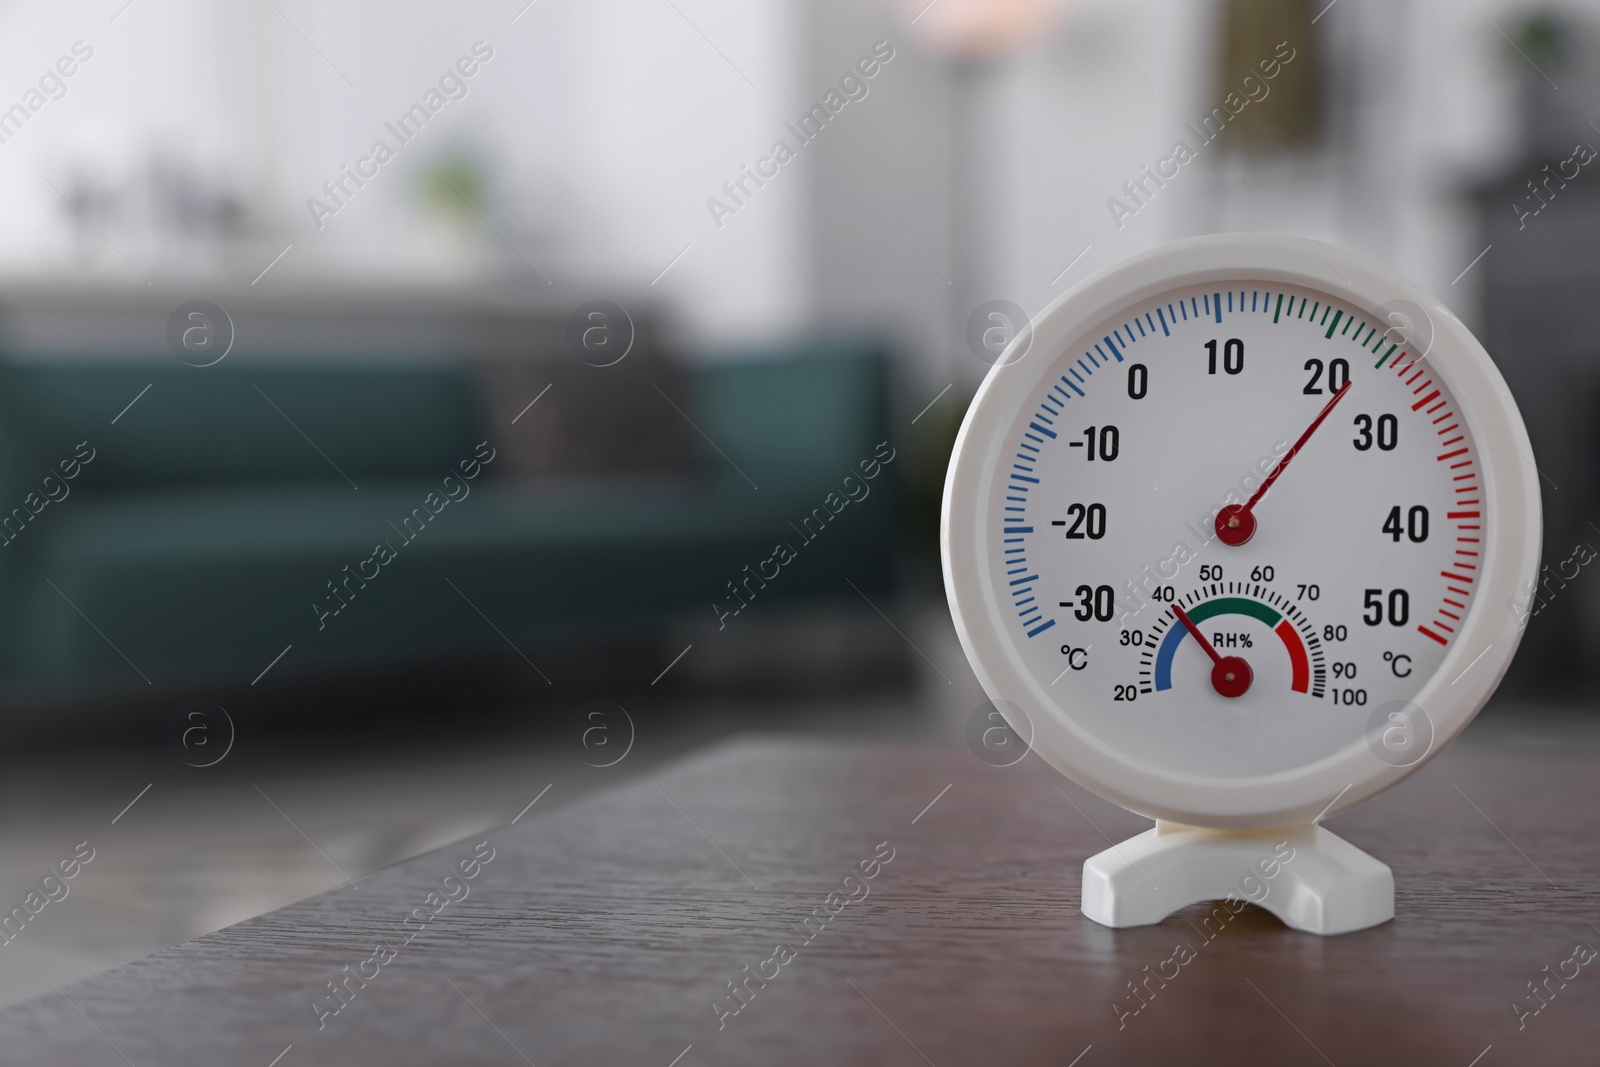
xmin=899 ymin=0 xmax=1062 ymax=62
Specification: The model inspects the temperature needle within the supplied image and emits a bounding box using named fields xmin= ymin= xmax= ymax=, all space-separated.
xmin=1215 ymin=379 xmax=1353 ymax=546
xmin=1172 ymin=603 xmax=1253 ymax=698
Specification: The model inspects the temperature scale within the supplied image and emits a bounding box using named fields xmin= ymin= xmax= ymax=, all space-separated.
xmin=942 ymin=234 xmax=1540 ymax=935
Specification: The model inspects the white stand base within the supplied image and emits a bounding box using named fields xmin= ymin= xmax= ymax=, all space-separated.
xmin=1081 ymin=821 xmax=1393 ymax=936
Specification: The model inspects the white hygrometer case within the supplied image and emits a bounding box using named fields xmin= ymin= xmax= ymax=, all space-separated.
xmin=941 ymin=234 xmax=1540 ymax=935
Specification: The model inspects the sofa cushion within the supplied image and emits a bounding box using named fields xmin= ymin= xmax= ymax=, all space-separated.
xmin=0 ymin=474 xmax=894 ymax=690
xmin=0 ymin=362 xmax=484 ymax=490
xmin=468 ymin=328 xmax=702 ymax=480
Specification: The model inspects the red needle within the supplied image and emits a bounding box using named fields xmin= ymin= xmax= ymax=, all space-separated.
xmin=1215 ymin=379 xmax=1353 ymax=546
xmin=1173 ymin=603 xmax=1252 ymax=698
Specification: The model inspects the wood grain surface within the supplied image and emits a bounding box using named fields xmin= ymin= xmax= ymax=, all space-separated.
xmin=1 ymin=725 xmax=1597 ymax=1066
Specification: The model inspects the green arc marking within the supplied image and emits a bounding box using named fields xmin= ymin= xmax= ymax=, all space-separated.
xmin=1183 ymin=596 xmax=1282 ymax=628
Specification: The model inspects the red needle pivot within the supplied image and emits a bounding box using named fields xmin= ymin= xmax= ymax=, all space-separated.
xmin=1216 ymin=379 xmax=1353 ymax=547
xmin=1173 ymin=603 xmax=1252 ymax=699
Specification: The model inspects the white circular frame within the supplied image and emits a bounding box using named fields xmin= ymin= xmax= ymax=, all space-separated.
xmin=942 ymin=233 xmax=1541 ymax=828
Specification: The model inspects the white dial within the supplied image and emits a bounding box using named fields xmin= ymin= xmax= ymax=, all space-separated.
xmin=943 ymin=235 xmax=1541 ymax=828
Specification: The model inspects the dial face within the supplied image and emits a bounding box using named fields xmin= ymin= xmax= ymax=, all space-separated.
xmin=988 ymin=282 xmax=1485 ymax=781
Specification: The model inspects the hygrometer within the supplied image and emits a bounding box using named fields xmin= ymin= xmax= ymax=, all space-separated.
xmin=942 ymin=234 xmax=1540 ymax=934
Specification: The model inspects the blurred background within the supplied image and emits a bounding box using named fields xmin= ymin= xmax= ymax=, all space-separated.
xmin=0 ymin=0 xmax=1594 ymax=1009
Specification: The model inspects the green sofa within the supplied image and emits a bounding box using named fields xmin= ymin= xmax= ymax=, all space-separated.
xmin=0 ymin=344 xmax=898 ymax=699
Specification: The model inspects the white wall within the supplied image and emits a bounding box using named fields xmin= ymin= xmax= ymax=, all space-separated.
xmin=805 ymin=0 xmax=1539 ymax=394
xmin=976 ymin=0 xmax=1530 ymax=342
xmin=0 ymin=1 xmax=239 ymax=277
xmin=0 ymin=0 xmax=809 ymax=348
xmin=0 ymin=0 xmax=1553 ymax=359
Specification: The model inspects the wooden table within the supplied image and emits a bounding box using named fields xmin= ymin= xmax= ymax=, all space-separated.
xmin=3 ymin=726 xmax=1597 ymax=1065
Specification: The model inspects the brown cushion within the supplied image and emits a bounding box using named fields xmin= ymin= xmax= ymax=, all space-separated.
xmin=467 ymin=326 xmax=702 ymax=480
